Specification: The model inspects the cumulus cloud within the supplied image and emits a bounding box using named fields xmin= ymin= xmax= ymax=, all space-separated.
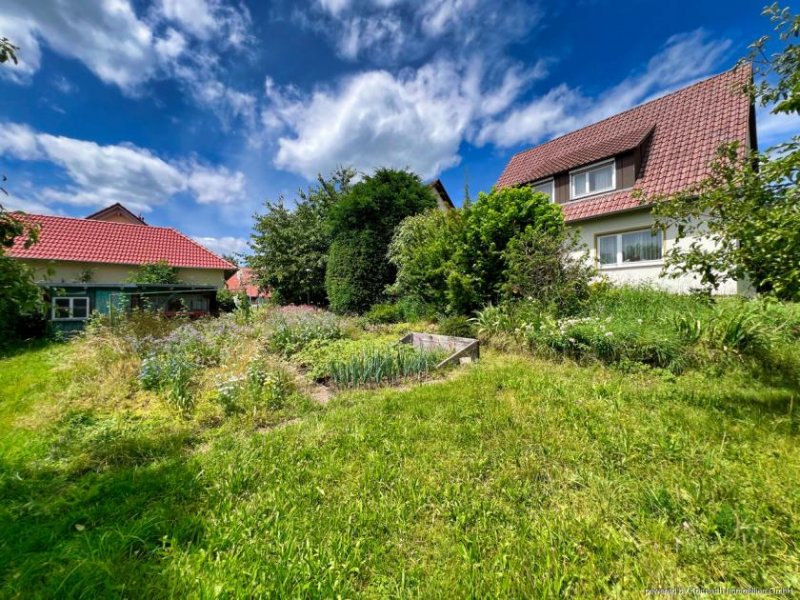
xmin=756 ymin=107 xmax=800 ymax=149
xmin=263 ymin=58 xmax=546 ymax=179
xmin=477 ymin=30 xmax=733 ymax=148
xmin=0 ymin=122 xmax=247 ymax=213
xmin=0 ymin=0 xmax=254 ymax=123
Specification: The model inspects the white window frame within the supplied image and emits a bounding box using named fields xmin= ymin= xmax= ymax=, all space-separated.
xmin=596 ymin=228 xmax=663 ymax=269
xmin=52 ymin=296 xmax=90 ymax=321
xmin=530 ymin=178 xmax=555 ymax=201
xmin=570 ymin=158 xmax=616 ymax=200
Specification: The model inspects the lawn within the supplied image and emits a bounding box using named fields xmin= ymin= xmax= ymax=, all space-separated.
xmin=1 ymin=307 xmax=799 ymax=598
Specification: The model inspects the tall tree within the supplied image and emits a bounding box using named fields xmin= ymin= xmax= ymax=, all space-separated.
xmin=250 ymin=167 xmax=354 ymax=305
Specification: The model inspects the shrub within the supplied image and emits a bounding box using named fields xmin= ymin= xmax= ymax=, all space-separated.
xmin=126 ymin=260 xmax=180 ymax=284
xmin=363 ymin=303 xmax=404 ymax=324
xmin=326 ymin=231 xmax=388 ymax=314
xmin=501 ymin=228 xmax=594 ymax=315
xmin=438 ymin=315 xmax=475 ymax=338
xmin=265 ymin=308 xmax=343 ymax=356
xmin=213 ymin=360 xmax=296 ymax=416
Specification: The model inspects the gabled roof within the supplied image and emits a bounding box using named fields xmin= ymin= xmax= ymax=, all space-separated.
xmin=85 ymin=202 xmax=147 ymax=225
xmin=226 ymin=267 xmax=269 ymax=298
xmin=427 ymin=179 xmax=455 ymax=210
xmin=496 ymin=66 xmax=753 ymax=222
xmin=8 ymin=213 xmax=234 ymax=270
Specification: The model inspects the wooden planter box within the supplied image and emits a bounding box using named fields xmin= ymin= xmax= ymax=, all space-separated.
xmin=398 ymin=332 xmax=480 ymax=368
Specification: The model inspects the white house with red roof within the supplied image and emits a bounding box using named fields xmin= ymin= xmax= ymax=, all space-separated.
xmin=8 ymin=205 xmax=234 ymax=330
xmin=225 ymin=268 xmax=270 ymax=305
xmin=496 ymin=66 xmax=755 ymax=294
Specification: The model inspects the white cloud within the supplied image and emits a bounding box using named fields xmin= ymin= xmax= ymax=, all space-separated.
xmin=304 ymin=0 xmax=539 ymax=65
xmin=0 ymin=122 xmax=247 ymax=213
xmin=193 ymin=235 xmax=250 ymax=256
xmin=0 ymin=0 xmax=254 ymax=124
xmin=756 ymin=107 xmax=800 ymax=148
xmin=477 ymin=29 xmax=733 ymax=148
xmin=264 ymin=58 xmax=546 ymax=180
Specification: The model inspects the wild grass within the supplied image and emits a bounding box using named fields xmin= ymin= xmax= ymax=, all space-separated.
xmin=1 ymin=297 xmax=799 ymax=597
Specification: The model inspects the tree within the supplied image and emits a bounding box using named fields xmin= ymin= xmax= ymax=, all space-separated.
xmin=461 ymin=186 xmax=564 ymax=305
xmin=127 ymin=261 xmax=181 ymax=284
xmin=0 ymin=37 xmax=18 ymax=65
xmin=388 ymin=186 xmax=567 ymax=314
xmin=250 ymin=167 xmax=353 ymax=305
xmin=649 ymin=4 xmax=800 ymax=299
xmin=325 ymin=168 xmax=436 ymax=313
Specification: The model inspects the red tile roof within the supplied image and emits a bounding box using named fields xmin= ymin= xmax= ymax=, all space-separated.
xmin=8 ymin=213 xmax=234 ymax=270
xmin=496 ymin=66 xmax=753 ymax=222
xmin=226 ymin=268 xmax=269 ymax=298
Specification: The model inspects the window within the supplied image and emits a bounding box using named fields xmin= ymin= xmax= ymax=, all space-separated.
xmin=570 ymin=159 xmax=615 ymax=199
xmin=52 ymin=297 xmax=90 ymax=320
xmin=597 ymin=228 xmax=662 ymax=267
xmin=531 ymin=179 xmax=554 ymax=200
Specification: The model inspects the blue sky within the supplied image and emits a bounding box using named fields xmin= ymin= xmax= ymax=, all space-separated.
xmin=0 ymin=0 xmax=797 ymax=257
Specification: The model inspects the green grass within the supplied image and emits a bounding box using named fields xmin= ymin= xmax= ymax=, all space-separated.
xmin=1 ymin=335 xmax=799 ymax=597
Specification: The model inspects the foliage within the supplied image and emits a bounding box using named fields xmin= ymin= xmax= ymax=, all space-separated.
xmin=363 ymin=302 xmax=404 ymax=324
xmin=216 ymin=288 xmax=239 ymax=312
xmin=127 ymin=260 xmax=181 ymax=285
xmin=326 ymin=343 xmax=444 ymax=388
xmin=388 ymin=208 xmax=466 ymax=311
xmin=389 ymin=187 xmax=565 ymax=315
xmin=438 ymin=315 xmax=475 ymax=338
xmin=264 ymin=306 xmax=343 ymax=356
xmin=650 ymin=6 xmax=800 ymax=299
xmin=325 ymin=230 xmax=388 ymax=314
xmin=502 ymin=227 xmax=595 ymax=315
xmin=325 ymin=168 xmax=437 ymax=312
xmin=461 ymin=186 xmax=564 ymax=305
xmin=213 ymin=360 xmax=295 ymax=415
xmin=0 ymin=255 xmax=43 ymax=349
xmin=250 ymin=168 xmax=354 ymax=305
xmin=0 ymin=37 xmax=18 ymax=65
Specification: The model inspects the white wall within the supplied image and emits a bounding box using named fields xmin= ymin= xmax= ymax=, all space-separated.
xmin=569 ymin=208 xmax=743 ymax=295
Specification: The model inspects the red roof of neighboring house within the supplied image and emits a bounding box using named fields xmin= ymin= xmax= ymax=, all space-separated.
xmin=226 ymin=268 xmax=268 ymax=298
xmin=496 ymin=66 xmax=753 ymax=222
xmin=8 ymin=213 xmax=234 ymax=270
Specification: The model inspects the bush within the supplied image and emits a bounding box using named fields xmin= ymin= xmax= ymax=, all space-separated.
xmin=265 ymin=307 xmax=343 ymax=356
xmin=501 ymin=228 xmax=594 ymax=316
xmin=438 ymin=315 xmax=475 ymax=338
xmin=213 ymin=359 xmax=295 ymax=416
xmin=326 ymin=231 xmax=388 ymax=314
xmin=363 ymin=303 xmax=404 ymax=324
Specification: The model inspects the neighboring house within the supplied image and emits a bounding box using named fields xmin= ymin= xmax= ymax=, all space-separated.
xmin=8 ymin=205 xmax=235 ymax=332
xmin=225 ymin=268 xmax=270 ymax=305
xmin=428 ymin=179 xmax=455 ymax=211
xmin=496 ymin=66 xmax=755 ymax=294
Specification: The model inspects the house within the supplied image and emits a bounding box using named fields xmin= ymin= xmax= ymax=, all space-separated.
xmin=428 ymin=178 xmax=455 ymax=211
xmin=496 ymin=66 xmax=755 ymax=294
xmin=8 ymin=205 xmax=235 ymax=332
xmin=225 ymin=267 xmax=270 ymax=305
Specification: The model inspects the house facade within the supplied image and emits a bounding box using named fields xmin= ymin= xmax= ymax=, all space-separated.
xmin=225 ymin=268 xmax=270 ymax=305
xmin=8 ymin=205 xmax=234 ymax=332
xmin=496 ymin=66 xmax=755 ymax=294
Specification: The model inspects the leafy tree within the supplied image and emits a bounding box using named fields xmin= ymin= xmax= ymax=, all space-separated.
xmin=325 ymin=168 xmax=436 ymax=313
xmin=250 ymin=168 xmax=353 ymax=305
xmin=649 ymin=4 xmax=800 ymax=299
xmin=388 ymin=186 xmax=566 ymax=314
xmin=388 ymin=208 xmax=466 ymax=311
xmin=461 ymin=186 xmax=564 ymax=305
xmin=127 ymin=261 xmax=181 ymax=285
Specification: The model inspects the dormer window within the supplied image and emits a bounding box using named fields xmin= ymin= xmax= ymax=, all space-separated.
xmin=570 ymin=158 xmax=615 ymax=199
xmin=531 ymin=178 xmax=554 ymax=200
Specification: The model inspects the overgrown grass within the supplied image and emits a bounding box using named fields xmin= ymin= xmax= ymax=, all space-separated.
xmin=1 ymin=300 xmax=799 ymax=597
